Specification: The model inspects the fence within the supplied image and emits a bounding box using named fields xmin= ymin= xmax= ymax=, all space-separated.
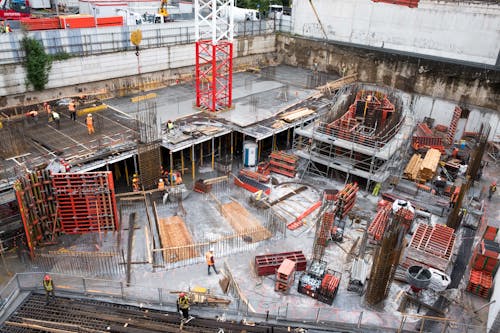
xmin=152 ymin=180 xmax=288 ymax=270
xmin=0 ymin=19 xmax=281 ymax=66
xmin=32 ymin=250 xmax=125 ymax=278
xmin=0 ymin=272 xmax=486 ymax=332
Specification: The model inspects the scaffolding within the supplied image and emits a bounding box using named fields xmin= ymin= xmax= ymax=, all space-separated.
xmin=293 ymin=84 xmax=414 ymax=190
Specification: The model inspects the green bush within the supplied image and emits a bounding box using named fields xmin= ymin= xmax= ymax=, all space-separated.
xmin=51 ymin=52 xmax=71 ymax=61
xmin=21 ymin=36 xmax=52 ymax=91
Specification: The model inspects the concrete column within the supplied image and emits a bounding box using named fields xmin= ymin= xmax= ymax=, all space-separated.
xmin=181 ymin=150 xmax=184 ymax=175
xmin=169 ymin=150 xmax=174 ymax=188
xmin=212 ymin=137 xmax=215 ymax=170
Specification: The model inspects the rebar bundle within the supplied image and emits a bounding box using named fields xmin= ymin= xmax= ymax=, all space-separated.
xmin=365 ymin=210 xmax=407 ymax=305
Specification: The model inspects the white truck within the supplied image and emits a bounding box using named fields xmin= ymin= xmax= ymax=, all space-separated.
xmin=219 ymin=6 xmax=260 ymax=22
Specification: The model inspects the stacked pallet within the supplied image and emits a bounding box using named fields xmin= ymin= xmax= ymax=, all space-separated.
xmin=467 ymin=225 xmax=499 ymax=298
xmin=275 ymin=259 xmax=296 ymax=293
xmin=403 ymin=154 xmax=422 ymax=180
xmin=318 ymin=270 xmax=341 ymax=305
xmin=239 ymin=169 xmax=270 ymax=183
xmin=337 ymin=183 xmax=358 ymax=219
xmin=467 ymin=270 xmax=493 ymax=298
xmin=368 ymin=202 xmax=391 ymax=242
xmin=402 ymin=223 xmax=455 ymax=271
xmin=254 ymin=251 xmax=307 ymax=276
xmin=269 ymin=151 xmax=299 ymax=178
xmin=418 ymin=148 xmax=441 ymax=181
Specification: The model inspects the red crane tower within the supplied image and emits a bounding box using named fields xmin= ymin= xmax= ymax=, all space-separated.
xmin=194 ymin=0 xmax=234 ymax=112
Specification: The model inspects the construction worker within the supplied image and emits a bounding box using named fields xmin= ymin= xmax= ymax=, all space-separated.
xmin=26 ymin=110 xmax=39 ymax=123
xmin=175 ymin=171 xmax=183 ymax=185
xmin=158 ymin=178 xmax=165 ymax=191
xmin=86 ymin=114 xmax=95 ymax=135
xmin=176 ymin=292 xmax=191 ymax=320
xmin=44 ymin=102 xmax=52 ymax=120
xmin=167 ymin=120 xmax=174 ymax=133
xmin=489 ymin=181 xmax=496 ymax=200
xmin=0 ymin=21 xmax=5 ymax=33
xmin=205 ymin=249 xmax=218 ymax=275
xmin=52 ymin=111 xmax=60 ymax=129
xmin=68 ymin=99 xmax=76 ymax=121
xmin=5 ymin=24 xmax=11 ymax=33
xmin=132 ymin=173 xmax=140 ymax=192
xmin=43 ymin=274 xmax=55 ymax=305
xmin=372 ymin=182 xmax=381 ymax=196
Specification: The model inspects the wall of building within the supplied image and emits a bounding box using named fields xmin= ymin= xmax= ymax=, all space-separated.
xmin=291 ymin=0 xmax=500 ymax=65
xmin=0 ymin=34 xmax=277 ymax=108
xmin=276 ymin=35 xmax=500 ymax=112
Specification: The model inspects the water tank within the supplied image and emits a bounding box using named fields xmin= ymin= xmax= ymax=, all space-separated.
xmin=243 ymin=141 xmax=258 ymax=167
xmin=406 ymin=265 xmax=431 ymax=290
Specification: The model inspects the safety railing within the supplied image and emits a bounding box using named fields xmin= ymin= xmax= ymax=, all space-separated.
xmin=0 ymin=19 xmax=280 ymax=66
xmin=0 ymin=272 xmax=486 ymax=332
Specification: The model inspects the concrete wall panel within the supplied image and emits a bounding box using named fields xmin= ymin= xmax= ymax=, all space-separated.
xmin=292 ymin=0 xmax=500 ymax=65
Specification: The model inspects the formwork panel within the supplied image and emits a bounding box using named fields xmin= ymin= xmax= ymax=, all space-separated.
xmin=53 ymin=172 xmax=119 ymax=234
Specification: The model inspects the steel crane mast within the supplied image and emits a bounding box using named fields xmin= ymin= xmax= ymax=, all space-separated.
xmin=194 ymin=0 xmax=234 ymax=112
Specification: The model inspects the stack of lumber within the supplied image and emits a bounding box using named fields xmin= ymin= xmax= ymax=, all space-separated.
xmin=403 ymin=154 xmax=422 ymax=180
xmin=418 ymin=148 xmax=441 ymax=181
xmin=279 ymin=108 xmax=316 ymax=123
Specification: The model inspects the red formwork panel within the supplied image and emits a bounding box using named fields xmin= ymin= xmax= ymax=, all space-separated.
xmin=52 ymin=172 xmax=119 ymax=234
xmin=372 ymin=0 xmax=419 ymax=8
xmin=255 ymin=251 xmax=306 ymax=276
xmin=404 ymin=223 xmax=455 ymax=271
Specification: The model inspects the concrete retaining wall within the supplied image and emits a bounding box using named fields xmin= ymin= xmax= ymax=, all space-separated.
xmin=276 ymin=35 xmax=499 ymax=111
xmin=0 ymin=34 xmax=277 ymax=107
xmin=292 ymin=0 xmax=500 ymax=65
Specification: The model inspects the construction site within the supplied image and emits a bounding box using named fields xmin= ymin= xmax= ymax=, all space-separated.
xmin=0 ymin=0 xmax=500 ymax=332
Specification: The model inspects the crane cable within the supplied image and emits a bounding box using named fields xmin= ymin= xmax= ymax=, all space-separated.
xmin=308 ymin=0 xmax=328 ymax=40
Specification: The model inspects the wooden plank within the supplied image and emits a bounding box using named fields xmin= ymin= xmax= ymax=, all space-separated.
xmin=220 ymin=201 xmax=271 ymax=242
xmin=158 ymin=216 xmax=197 ymax=262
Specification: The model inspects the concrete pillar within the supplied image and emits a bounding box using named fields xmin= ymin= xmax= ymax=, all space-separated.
xmin=191 ymin=145 xmax=195 ymax=181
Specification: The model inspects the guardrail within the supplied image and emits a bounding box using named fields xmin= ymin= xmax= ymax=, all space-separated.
xmin=0 ymin=19 xmax=285 ymax=66
xmin=0 ymin=272 xmax=486 ymax=332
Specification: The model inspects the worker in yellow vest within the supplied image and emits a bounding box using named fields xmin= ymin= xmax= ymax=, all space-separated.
xmin=176 ymin=292 xmax=191 ymax=320
xmin=43 ymin=274 xmax=55 ymax=305
xmin=132 ymin=174 xmax=140 ymax=192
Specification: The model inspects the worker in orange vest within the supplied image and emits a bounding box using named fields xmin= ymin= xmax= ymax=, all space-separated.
xmin=68 ymin=100 xmax=76 ymax=121
xmin=205 ymin=249 xmax=218 ymax=275
xmin=86 ymin=114 xmax=95 ymax=135
xmin=132 ymin=173 xmax=140 ymax=192
xmin=44 ymin=102 xmax=52 ymax=121
xmin=158 ymin=178 xmax=165 ymax=191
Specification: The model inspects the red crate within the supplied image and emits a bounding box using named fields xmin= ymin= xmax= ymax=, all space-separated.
xmin=255 ymin=251 xmax=306 ymax=276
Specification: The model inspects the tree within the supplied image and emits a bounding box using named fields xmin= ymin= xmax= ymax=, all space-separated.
xmin=21 ymin=36 xmax=52 ymax=91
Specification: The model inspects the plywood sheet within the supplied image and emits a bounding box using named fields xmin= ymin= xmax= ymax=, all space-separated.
xmin=158 ymin=216 xmax=198 ymax=262
xmin=220 ymin=201 xmax=271 ymax=242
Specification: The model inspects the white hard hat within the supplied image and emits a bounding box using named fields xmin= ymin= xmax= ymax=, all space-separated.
xmin=87 ymin=113 xmax=92 ymax=117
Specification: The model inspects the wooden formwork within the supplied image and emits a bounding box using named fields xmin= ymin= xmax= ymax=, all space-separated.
xmin=220 ymin=201 xmax=271 ymax=242
xmin=158 ymin=216 xmax=197 ymax=262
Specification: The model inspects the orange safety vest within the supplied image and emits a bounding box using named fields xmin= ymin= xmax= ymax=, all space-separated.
xmin=86 ymin=117 xmax=94 ymax=127
xmin=69 ymin=102 xmax=75 ymax=112
xmin=205 ymin=251 xmax=214 ymax=266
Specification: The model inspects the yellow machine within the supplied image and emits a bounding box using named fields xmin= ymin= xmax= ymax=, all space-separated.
xmin=158 ymin=0 xmax=169 ymax=20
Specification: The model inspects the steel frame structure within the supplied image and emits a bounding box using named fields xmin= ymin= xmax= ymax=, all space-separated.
xmin=195 ymin=0 xmax=234 ymax=112
xmin=293 ymin=85 xmax=413 ymax=190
